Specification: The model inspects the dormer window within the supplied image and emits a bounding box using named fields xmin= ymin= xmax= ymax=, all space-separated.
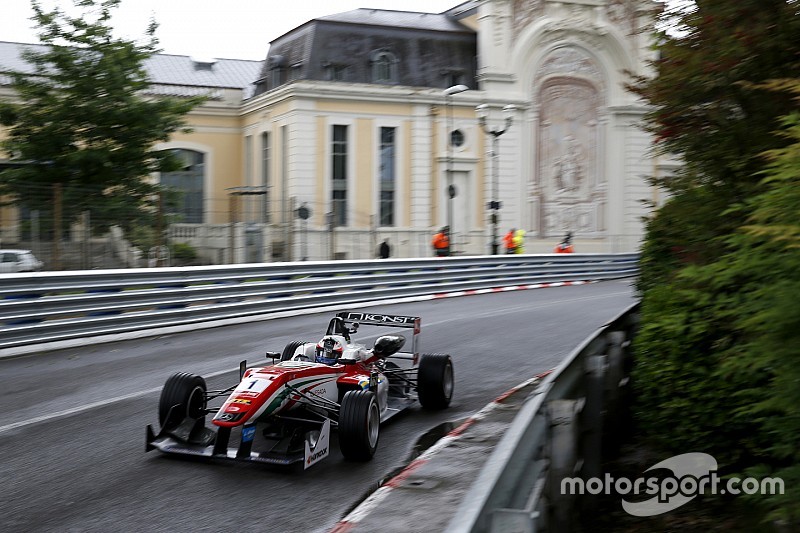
xmin=289 ymin=62 xmax=303 ymax=81
xmin=324 ymin=62 xmax=349 ymax=82
xmin=268 ymin=54 xmax=287 ymax=89
xmin=191 ymin=57 xmax=217 ymax=71
xmin=369 ymin=49 xmax=397 ymax=84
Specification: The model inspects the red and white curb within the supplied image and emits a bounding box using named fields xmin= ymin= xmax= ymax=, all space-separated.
xmin=431 ymin=280 xmax=596 ymax=299
xmin=330 ymin=370 xmax=554 ymax=533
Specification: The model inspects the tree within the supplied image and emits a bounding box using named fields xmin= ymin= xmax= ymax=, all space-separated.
xmin=631 ymin=0 xmax=800 ymax=273
xmin=630 ymin=0 xmax=800 ymax=521
xmin=0 ymin=0 xmax=204 ymax=234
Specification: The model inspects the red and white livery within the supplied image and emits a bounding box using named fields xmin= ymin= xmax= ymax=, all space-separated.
xmin=146 ymin=311 xmax=454 ymax=467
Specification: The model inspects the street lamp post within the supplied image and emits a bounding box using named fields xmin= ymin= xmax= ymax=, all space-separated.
xmin=443 ymin=84 xmax=469 ymax=254
xmin=476 ymin=103 xmax=515 ymax=255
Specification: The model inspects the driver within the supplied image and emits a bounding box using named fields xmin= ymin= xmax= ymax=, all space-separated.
xmin=315 ymin=336 xmax=344 ymax=365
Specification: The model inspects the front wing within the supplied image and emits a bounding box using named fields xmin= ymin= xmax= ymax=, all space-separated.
xmin=146 ymin=417 xmax=331 ymax=469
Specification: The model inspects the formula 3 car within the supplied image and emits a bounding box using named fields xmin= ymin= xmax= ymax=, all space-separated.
xmin=146 ymin=311 xmax=454 ymax=468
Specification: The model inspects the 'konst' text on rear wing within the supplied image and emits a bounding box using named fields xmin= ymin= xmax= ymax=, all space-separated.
xmin=337 ymin=311 xmax=421 ymax=364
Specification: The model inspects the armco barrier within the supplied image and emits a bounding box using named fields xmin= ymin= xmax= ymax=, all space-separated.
xmin=0 ymin=253 xmax=638 ymax=353
xmin=444 ymin=302 xmax=640 ymax=533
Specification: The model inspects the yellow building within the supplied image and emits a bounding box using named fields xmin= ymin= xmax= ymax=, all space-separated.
xmin=1 ymin=1 xmax=671 ymax=264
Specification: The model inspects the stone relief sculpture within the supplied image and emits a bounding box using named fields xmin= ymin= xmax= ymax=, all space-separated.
xmin=533 ymin=46 xmax=605 ymax=237
xmin=554 ymin=134 xmax=582 ymax=193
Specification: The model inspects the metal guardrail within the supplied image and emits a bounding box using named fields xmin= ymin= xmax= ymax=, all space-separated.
xmin=0 ymin=253 xmax=638 ymax=353
xmin=446 ymin=302 xmax=640 ymax=533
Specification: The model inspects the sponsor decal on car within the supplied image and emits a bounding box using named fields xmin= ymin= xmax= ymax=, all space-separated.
xmin=231 ymin=398 xmax=251 ymax=405
xmin=241 ymin=425 xmax=257 ymax=443
xmin=304 ymin=419 xmax=331 ymax=469
xmin=341 ymin=312 xmax=418 ymax=326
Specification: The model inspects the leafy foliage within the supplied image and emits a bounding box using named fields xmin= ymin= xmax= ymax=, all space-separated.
xmin=631 ymin=0 xmax=800 ymax=522
xmin=171 ymin=242 xmax=198 ymax=263
xmin=0 ymin=0 xmax=204 ymax=232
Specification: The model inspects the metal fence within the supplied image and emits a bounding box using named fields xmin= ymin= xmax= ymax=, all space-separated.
xmin=445 ymin=302 xmax=640 ymax=533
xmin=0 ymin=253 xmax=638 ymax=355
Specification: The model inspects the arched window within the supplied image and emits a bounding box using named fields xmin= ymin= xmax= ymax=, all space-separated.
xmin=370 ymin=50 xmax=397 ymax=84
xmin=160 ymin=149 xmax=205 ymax=223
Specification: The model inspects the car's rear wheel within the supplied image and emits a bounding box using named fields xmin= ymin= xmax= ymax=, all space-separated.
xmin=339 ymin=390 xmax=380 ymax=461
xmin=280 ymin=340 xmax=308 ymax=361
xmin=158 ymin=372 xmax=207 ymax=430
xmin=417 ymin=353 xmax=454 ymax=410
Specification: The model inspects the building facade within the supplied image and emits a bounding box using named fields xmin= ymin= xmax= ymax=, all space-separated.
xmin=0 ymin=0 xmax=671 ymax=264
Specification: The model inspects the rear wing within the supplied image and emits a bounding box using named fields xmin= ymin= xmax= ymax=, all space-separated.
xmin=336 ymin=311 xmax=421 ymax=364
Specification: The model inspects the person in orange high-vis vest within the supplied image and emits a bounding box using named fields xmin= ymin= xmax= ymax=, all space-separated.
xmin=432 ymin=226 xmax=450 ymax=257
xmin=554 ymin=232 xmax=574 ymax=253
xmin=503 ymin=228 xmax=516 ymax=254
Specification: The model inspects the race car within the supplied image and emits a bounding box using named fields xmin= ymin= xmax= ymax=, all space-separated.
xmin=146 ymin=311 xmax=454 ymax=468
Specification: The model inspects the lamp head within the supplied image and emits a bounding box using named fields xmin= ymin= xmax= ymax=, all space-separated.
xmin=444 ymin=84 xmax=469 ymax=96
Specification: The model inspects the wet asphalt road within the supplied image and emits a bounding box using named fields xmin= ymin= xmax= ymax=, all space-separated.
xmin=0 ymin=279 xmax=636 ymax=532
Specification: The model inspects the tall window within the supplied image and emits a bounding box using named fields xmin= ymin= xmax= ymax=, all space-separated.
xmin=244 ymin=135 xmax=253 ymax=185
xmin=379 ymin=127 xmax=395 ymax=226
xmin=261 ymin=132 xmax=271 ymax=223
xmin=160 ymin=149 xmax=204 ymax=223
xmin=332 ymin=125 xmax=348 ymax=226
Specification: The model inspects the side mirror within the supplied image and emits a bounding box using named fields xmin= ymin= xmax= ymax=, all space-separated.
xmin=266 ymin=351 xmax=280 ymax=360
xmin=339 ymin=358 xmax=357 ymax=366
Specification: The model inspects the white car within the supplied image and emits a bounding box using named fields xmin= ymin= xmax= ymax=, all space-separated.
xmin=146 ymin=311 xmax=455 ymax=468
xmin=0 ymin=249 xmax=43 ymax=273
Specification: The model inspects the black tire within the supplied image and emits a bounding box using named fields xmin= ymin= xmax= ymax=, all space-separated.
xmin=158 ymin=372 xmax=207 ymax=430
xmin=281 ymin=340 xmax=308 ymax=361
xmin=417 ymin=353 xmax=454 ymax=410
xmin=338 ymin=390 xmax=380 ymax=461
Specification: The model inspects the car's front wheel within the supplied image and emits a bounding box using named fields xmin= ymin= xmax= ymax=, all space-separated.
xmin=339 ymin=390 xmax=380 ymax=460
xmin=417 ymin=353 xmax=454 ymax=410
xmin=158 ymin=372 xmax=207 ymax=430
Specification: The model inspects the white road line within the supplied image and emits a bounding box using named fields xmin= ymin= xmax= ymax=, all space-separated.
xmin=0 ymin=364 xmax=242 ymax=435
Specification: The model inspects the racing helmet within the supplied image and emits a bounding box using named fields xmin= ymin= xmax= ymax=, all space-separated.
xmin=316 ymin=335 xmax=345 ymax=365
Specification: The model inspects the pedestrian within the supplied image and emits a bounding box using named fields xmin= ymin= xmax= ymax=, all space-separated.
xmin=513 ymin=228 xmax=526 ymax=254
xmin=378 ymin=238 xmax=391 ymax=259
xmin=554 ymin=232 xmax=574 ymax=253
xmin=503 ymin=228 xmax=516 ymax=254
xmin=432 ymin=226 xmax=450 ymax=257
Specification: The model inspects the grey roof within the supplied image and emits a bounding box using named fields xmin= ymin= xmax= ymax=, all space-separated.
xmin=144 ymin=53 xmax=261 ymax=89
xmin=313 ymin=8 xmax=473 ymax=34
xmin=254 ymin=7 xmax=477 ymax=96
xmin=0 ymin=41 xmax=262 ymax=90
